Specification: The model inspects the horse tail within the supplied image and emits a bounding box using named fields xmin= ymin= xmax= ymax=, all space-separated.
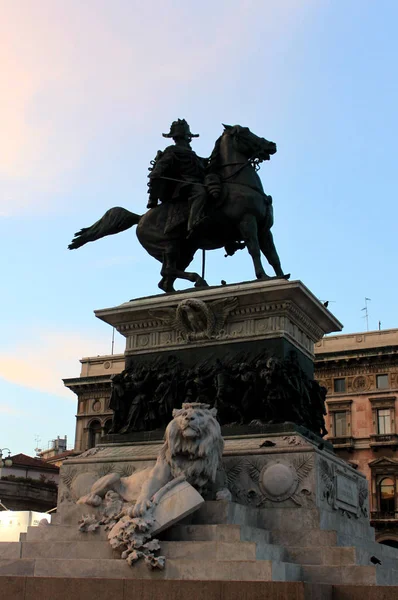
xmin=68 ymin=207 xmax=142 ymax=250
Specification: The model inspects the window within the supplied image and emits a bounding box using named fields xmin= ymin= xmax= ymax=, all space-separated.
xmin=379 ymin=477 xmax=395 ymax=513
xmin=377 ymin=374 xmax=389 ymax=389
xmin=378 ymin=409 xmax=392 ymax=434
xmin=333 ymin=411 xmax=347 ymax=436
xmin=334 ymin=378 xmax=346 ymax=393
xmin=88 ymin=420 xmax=102 ymax=449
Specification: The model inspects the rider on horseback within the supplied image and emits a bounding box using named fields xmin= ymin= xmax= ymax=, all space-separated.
xmin=147 ymin=119 xmax=220 ymax=236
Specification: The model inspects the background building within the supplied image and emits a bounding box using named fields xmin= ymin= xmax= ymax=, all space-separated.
xmin=36 ymin=436 xmax=75 ymax=467
xmin=64 ymin=354 xmax=124 ymax=452
xmin=315 ymin=328 xmax=398 ymax=547
xmin=0 ymin=454 xmax=59 ymax=512
xmin=64 ymin=329 xmax=398 ymax=545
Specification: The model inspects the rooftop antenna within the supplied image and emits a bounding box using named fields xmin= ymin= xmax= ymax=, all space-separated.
xmin=111 ymin=327 xmax=115 ymax=356
xmin=361 ymin=297 xmax=371 ymax=331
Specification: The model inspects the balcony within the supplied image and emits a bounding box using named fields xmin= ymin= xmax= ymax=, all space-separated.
xmin=327 ymin=436 xmax=355 ymax=450
xmin=370 ymin=434 xmax=398 ymax=449
xmin=371 ymin=511 xmax=398 ymax=523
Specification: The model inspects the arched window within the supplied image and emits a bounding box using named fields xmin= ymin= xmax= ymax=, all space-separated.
xmin=380 ymin=539 xmax=398 ymax=549
xmin=104 ymin=419 xmax=113 ymax=435
xmin=88 ymin=420 xmax=102 ymax=449
xmin=379 ymin=477 xmax=395 ymax=514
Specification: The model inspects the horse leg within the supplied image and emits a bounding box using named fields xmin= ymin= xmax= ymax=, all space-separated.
xmin=259 ymin=229 xmax=285 ymax=277
xmin=159 ymin=253 xmax=177 ymax=293
xmin=159 ymin=252 xmax=208 ymax=291
xmin=239 ymin=215 xmax=269 ymax=280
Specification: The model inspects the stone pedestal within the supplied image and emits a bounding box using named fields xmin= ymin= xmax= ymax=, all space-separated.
xmin=95 ymin=279 xmax=342 ymax=379
xmin=57 ymin=425 xmax=369 ymax=539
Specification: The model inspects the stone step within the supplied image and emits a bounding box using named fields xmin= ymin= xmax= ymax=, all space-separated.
xmin=189 ymin=502 xmax=322 ymax=532
xmin=0 ymin=542 xmax=21 ymax=559
xmin=162 ymin=540 xmax=286 ymax=561
xmin=161 ymin=523 xmax=271 ymax=544
xmin=270 ymin=529 xmax=337 ymax=547
xmin=0 ymin=557 xmax=302 ymax=581
xmin=18 ymin=538 xmax=286 ymax=563
xmin=26 ymin=525 xmax=107 ymax=542
xmin=0 ymin=576 xmax=331 ymax=600
xmin=186 ymin=501 xmax=263 ymax=528
xmin=302 ymin=564 xmax=398 ymax=586
xmin=319 ymin=512 xmax=376 ymax=541
xmin=21 ymin=541 xmax=118 ymax=560
xmin=337 ymin=532 xmax=398 ymax=561
xmin=285 ymin=546 xmax=356 ymax=566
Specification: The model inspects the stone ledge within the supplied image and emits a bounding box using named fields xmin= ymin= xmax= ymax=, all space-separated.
xmin=0 ymin=578 xmax=333 ymax=600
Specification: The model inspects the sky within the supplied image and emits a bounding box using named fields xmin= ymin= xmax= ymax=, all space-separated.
xmin=0 ymin=0 xmax=397 ymax=456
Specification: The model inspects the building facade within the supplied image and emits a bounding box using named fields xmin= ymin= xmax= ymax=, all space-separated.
xmin=315 ymin=328 xmax=398 ymax=546
xmin=0 ymin=454 xmax=59 ymax=512
xmin=64 ymin=354 xmax=125 ymax=452
xmin=65 ymin=329 xmax=398 ymax=545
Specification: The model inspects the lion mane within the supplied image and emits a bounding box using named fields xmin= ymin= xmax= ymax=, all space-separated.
xmin=159 ymin=402 xmax=224 ymax=493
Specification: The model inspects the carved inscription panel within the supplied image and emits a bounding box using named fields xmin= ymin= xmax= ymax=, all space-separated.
xmin=336 ymin=472 xmax=359 ymax=510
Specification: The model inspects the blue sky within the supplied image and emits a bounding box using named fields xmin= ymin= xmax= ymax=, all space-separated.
xmin=1 ymin=0 xmax=397 ymax=456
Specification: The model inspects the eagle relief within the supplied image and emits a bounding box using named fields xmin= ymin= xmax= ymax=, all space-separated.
xmin=150 ymin=297 xmax=238 ymax=341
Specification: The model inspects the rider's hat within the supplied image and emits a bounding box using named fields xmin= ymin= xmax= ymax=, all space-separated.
xmin=163 ymin=119 xmax=199 ymax=139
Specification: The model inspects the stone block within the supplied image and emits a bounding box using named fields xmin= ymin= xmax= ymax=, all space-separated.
xmin=239 ymin=524 xmax=272 ymax=544
xmin=26 ymin=524 xmax=107 ymax=542
xmin=0 ymin=575 xmax=26 ymax=600
xmin=302 ymin=565 xmax=376 ymax=585
xmin=187 ymin=501 xmax=261 ymax=527
xmin=25 ymin=576 xmax=124 ymax=600
xmin=32 ymin=558 xmax=150 ymax=579
xmin=162 ymin=524 xmax=243 ymax=542
xmin=271 ymin=529 xmax=337 ymax=547
xmin=0 ymin=542 xmax=21 ymax=558
xmin=123 ymin=580 xmax=222 ymax=600
xmin=334 ymin=585 xmax=398 ymax=600
xmin=150 ymin=479 xmax=205 ymax=535
xmin=286 ymin=546 xmax=356 ymax=566
xmin=259 ymin=508 xmax=321 ymax=532
xmin=219 ymin=582 xmax=331 ymax=600
xmin=21 ymin=541 xmax=117 ymax=559
xmin=161 ymin=540 xmax=256 ymax=561
xmin=0 ymin=558 xmax=34 ymax=576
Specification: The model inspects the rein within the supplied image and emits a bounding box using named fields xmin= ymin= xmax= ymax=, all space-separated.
xmin=219 ymin=159 xmax=269 ymax=197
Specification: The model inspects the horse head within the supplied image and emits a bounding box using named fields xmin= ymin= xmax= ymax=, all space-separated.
xmin=222 ymin=124 xmax=276 ymax=162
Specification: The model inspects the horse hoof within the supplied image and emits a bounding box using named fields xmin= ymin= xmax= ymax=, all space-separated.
xmin=195 ymin=277 xmax=209 ymax=288
xmin=158 ymin=280 xmax=175 ymax=293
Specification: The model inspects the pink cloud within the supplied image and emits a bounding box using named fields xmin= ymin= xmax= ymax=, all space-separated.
xmin=0 ymin=329 xmax=115 ymax=399
xmin=0 ymin=0 xmax=315 ymax=215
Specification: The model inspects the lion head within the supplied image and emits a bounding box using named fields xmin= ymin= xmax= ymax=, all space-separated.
xmin=161 ymin=403 xmax=224 ymax=493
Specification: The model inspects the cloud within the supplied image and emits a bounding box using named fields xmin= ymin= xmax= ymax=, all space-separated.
xmin=0 ymin=403 xmax=28 ymax=417
xmin=0 ymin=0 xmax=315 ymax=216
xmin=0 ymin=329 xmax=113 ymax=399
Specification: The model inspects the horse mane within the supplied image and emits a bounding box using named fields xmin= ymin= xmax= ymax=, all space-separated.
xmin=207 ymin=135 xmax=223 ymax=173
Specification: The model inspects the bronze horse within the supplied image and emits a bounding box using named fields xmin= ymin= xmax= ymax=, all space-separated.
xmin=68 ymin=125 xmax=288 ymax=292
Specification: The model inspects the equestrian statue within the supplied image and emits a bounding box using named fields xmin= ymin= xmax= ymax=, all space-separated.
xmin=68 ymin=119 xmax=289 ymax=292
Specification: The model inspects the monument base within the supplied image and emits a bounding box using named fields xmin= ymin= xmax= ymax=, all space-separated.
xmin=1 ymin=430 xmax=398 ymax=589
xmin=45 ymin=428 xmax=398 ymax=586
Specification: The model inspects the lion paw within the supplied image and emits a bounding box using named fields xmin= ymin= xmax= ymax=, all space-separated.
xmin=131 ymin=498 xmax=153 ymax=517
xmin=77 ymin=493 xmax=102 ymax=507
xmin=216 ymin=488 xmax=232 ymax=502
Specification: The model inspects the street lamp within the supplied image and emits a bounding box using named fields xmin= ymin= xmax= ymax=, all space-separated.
xmin=0 ymin=449 xmax=12 ymax=469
